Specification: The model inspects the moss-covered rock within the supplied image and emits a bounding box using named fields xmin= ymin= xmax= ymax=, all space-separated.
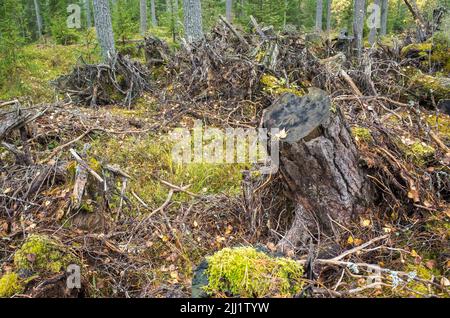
xmin=0 ymin=272 xmax=24 ymax=298
xmin=13 ymin=235 xmax=75 ymax=274
xmin=197 ymin=246 xmax=305 ymax=298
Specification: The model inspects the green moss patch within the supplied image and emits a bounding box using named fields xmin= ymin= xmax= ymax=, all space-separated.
xmin=397 ymin=138 xmax=435 ymax=166
xmin=203 ymin=247 xmax=305 ymax=297
xmin=405 ymin=67 xmax=450 ymax=101
xmin=351 ymin=126 xmax=373 ymax=144
xmin=426 ymin=114 xmax=450 ymax=141
xmin=260 ymin=74 xmax=304 ymax=97
xmin=0 ymin=272 xmax=24 ymax=298
xmin=13 ymin=235 xmax=75 ymax=274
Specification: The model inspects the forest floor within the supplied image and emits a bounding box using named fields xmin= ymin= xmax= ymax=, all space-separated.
xmin=0 ymin=24 xmax=449 ymax=298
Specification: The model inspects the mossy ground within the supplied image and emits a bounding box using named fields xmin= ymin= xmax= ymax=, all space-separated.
xmin=426 ymin=114 xmax=450 ymax=141
xmin=13 ymin=235 xmax=75 ymax=274
xmin=0 ymin=42 xmax=100 ymax=102
xmin=204 ymin=246 xmax=305 ymax=297
xmin=0 ymin=272 xmax=24 ymax=298
xmin=89 ymin=132 xmax=246 ymax=209
xmin=351 ymin=126 xmax=373 ymax=144
xmin=396 ymin=138 xmax=435 ymax=166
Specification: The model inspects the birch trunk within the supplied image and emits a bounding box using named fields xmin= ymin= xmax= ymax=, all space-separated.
xmin=183 ymin=0 xmax=204 ymax=42
xmin=93 ymin=0 xmax=116 ymax=60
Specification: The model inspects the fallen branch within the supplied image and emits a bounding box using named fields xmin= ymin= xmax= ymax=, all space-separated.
xmin=69 ymin=148 xmax=104 ymax=183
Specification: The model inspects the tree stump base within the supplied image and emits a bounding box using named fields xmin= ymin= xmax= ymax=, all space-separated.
xmin=262 ymin=90 xmax=373 ymax=252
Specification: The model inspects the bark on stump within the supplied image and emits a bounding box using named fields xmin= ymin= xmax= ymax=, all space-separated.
xmin=262 ymin=89 xmax=373 ymax=252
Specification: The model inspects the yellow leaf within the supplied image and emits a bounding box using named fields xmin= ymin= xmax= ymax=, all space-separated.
xmin=347 ymin=236 xmax=354 ymax=245
xmin=361 ymin=219 xmax=371 ymax=227
xmin=354 ymin=238 xmax=363 ymax=246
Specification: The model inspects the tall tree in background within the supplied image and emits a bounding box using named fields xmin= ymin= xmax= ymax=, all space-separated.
xmin=315 ymin=0 xmax=323 ymax=31
xmin=353 ymin=0 xmax=366 ymax=56
xmin=85 ymin=0 xmax=92 ymax=28
xmin=368 ymin=0 xmax=381 ymax=45
xmin=33 ymin=0 xmax=43 ymax=37
xmin=380 ymin=0 xmax=388 ymax=35
xmin=140 ymin=0 xmax=148 ymax=35
xmin=151 ymin=0 xmax=157 ymax=26
xmin=226 ymin=0 xmax=233 ymax=22
xmin=93 ymin=0 xmax=116 ymax=59
xmin=326 ymin=0 xmax=332 ymax=34
xmin=183 ymin=0 xmax=204 ymax=42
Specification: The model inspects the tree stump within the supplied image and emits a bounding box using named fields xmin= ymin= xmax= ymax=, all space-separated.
xmin=262 ymin=89 xmax=373 ymax=252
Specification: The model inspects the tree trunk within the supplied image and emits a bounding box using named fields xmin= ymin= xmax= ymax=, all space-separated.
xmin=380 ymin=0 xmax=388 ymax=35
xmin=93 ymin=0 xmax=116 ymax=60
xmin=262 ymin=91 xmax=373 ymax=252
xmin=33 ymin=0 xmax=43 ymax=37
xmin=183 ymin=0 xmax=204 ymax=42
xmin=140 ymin=0 xmax=148 ymax=35
xmin=326 ymin=0 xmax=332 ymax=34
xmin=226 ymin=0 xmax=233 ymax=23
xmin=368 ymin=0 xmax=381 ymax=45
xmin=353 ymin=0 xmax=366 ymax=56
xmin=151 ymin=0 xmax=158 ymax=27
xmin=85 ymin=0 xmax=92 ymax=28
xmin=315 ymin=0 xmax=323 ymax=32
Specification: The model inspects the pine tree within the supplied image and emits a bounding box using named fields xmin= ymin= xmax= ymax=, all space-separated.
xmin=183 ymin=0 xmax=204 ymax=42
xmin=140 ymin=0 xmax=148 ymax=35
xmin=315 ymin=0 xmax=323 ymax=31
xmin=93 ymin=0 xmax=116 ymax=59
